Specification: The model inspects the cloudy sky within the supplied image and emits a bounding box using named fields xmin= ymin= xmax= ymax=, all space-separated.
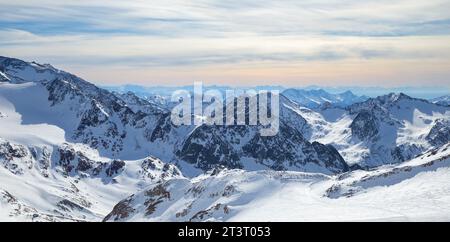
xmin=0 ymin=0 xmax=450 ymax=87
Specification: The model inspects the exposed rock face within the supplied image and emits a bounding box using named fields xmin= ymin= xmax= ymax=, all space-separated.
xmin=1 ymin=56 xmax=169 ymax=158
xmin=4 ymin=56 xmax=449 ymax=175
xmin=103 ymin=180 xmax=182 ymax=222
xmin=178 ymin=125 xmax=242 ymax=170
xmin=430 ymin=95 xmax=450 ymax=107
xmin=102 ymin=178 xmax=205 ymax=222
xmin=146 ymin=112 xmax=173 ymax=142
xmin=326 ymin=144 xmax=450 ymax=199
xmin=106 ymin=160 xmax=126 ymax=176
xmin=0 ymin=189 xmax=62 ymax=221
xmin=426 ymin=119 xmax=450 ymax=146
xmin=102 ymin=196 xmax=136 ymax=222
xmin=114 ymin=91 xmax=167 ymax=115
xmin=0 ymin=71 xmax=9 ymax=82
xmin=57 ymin=144 xmax=126 ymax=180
xmin=139 ymin=157 xmax=181 ymax=180
xmin=350 ymin=110 xmax=379 ymax=140
xmin=178 ymin=121 xmax=348 ymax=173
xmin=2 ymin=56 xmax=450 ymax=222
xmin=0 ymin=136 xmax=184 ymax=221
xmin=102 ymin=170 xmax=333 ymax=222
xmin=174 ymin=95 xmax=347 ymax=174
xmin=311 ymin=142 xmax=349 ymax=172
xmin=0 ymin=56 xmax=60 ymax=83
xmin=179 ymin=124 xmax=348 ymax=172
xmin=0 ymin=139 xmax=28 ymax=159
xmin=45 ymin=78 xmax=147 ymax=156
xmin=343 ymin=93 xmax=450 ymax=167
xmin=0 ymin=56 xmax=351 ymax=174
xmin=390 ymin=144 xmax=421 ymax=163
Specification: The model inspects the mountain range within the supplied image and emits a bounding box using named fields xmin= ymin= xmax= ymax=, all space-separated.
xmin=430 ymin=95 xmax=450 ymax=106
xmin=0 ymin=56 xmax=449 ymax=221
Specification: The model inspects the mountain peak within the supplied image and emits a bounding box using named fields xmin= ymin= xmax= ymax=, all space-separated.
xmin=340 ymin=90 xmax=355 ymax=96
xmin=282 ymin=88 xmax=367 ymax=109
xmin=388 ymin=92 xmax=410 ymax=100
xmin=0 ymin=56 xmax=60 ymax=83
xmin=430 ymin=95 xmax=450 ymax=106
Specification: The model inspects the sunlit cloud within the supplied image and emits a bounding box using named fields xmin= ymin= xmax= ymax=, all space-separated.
xmin=0 ymin=0 xmax=450 ymax=87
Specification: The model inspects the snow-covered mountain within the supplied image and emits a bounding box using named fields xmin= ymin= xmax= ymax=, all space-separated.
xmin=430 ymin=95 xmax=450 ymax=106
xmin=0 ymin=56 xmax=162 ymax=157
xmin=172 ymin=95 xmax=348 ymax=174
xmin=0 ymin=138 xmax=181 ymax=221
xmin=1 ymin=56 xmax=449 ymax=221
xmin=282 ymin=88 xmax=368 ymax=109
xmin=293 ymin=93 xmax=450 ymax=168
xmin=346 ymin=93 xmax=449 ymax=166
xmin=104 ymin=143 xmax=450 ymax=222
xmin=0 ymin=56 xmax=349 ymax=175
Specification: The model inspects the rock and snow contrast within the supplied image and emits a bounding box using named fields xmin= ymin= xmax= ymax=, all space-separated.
xmin=1 ymin=56 xmax=449 ymax=221
xmin=430 ymin=95 xmax=450 ymax=107
xmin=282 ymin=88 xmax=368 ymax=109
xmin=104 ymin=144 xmax=450 ymax=222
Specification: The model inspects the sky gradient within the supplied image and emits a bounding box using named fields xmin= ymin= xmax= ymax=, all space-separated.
xmin=0 ymin=0 xmax=450 ymax=88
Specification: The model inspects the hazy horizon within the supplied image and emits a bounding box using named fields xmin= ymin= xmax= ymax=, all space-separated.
xmin=102 ymin=82 xmax=449 ymax=99
xmin=1 ymin=1 xmax=450 ymax=88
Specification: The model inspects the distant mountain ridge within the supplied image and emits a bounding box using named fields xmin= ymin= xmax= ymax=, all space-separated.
xmin=0 ymin=56 xmax=349 ymax=175
xmin=282 ymin=88 xmax=368 ymax=109
xmin=1 ymin=56 xmax=449 ymax=222
xmin=1 ymin=56 xmax=448 ymax=171
xmin=430 ymin=95 xmax=450 ymax=106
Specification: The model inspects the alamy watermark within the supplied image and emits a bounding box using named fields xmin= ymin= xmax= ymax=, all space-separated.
xmin=170 ymin=82 xmax=280 ymax=136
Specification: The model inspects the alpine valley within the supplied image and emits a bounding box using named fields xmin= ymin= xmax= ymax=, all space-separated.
xmin=1 ymin=56 xmax=449 ymax=221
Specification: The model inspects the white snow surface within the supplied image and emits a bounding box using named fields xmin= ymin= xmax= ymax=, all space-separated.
xmin=0 ymin=137 xmax=182 ymax=221
xmin=0 ymin=82 xmax=68 ymax=146
xmin=104 ymin=144 xmax=450 ymax=222
xmin=1 ymin=57 xmax=450 ymax=221
xmin=294 ymin=97 xmax=450 ymax=166
xmin=430 ymin=95 xmax=450 ymax=106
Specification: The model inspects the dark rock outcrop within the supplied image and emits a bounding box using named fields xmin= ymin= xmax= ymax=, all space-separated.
xmin=350 ymin=110 xmax=379 ymax=140
xmin=426 ymin=119 xmax=450 ymax=147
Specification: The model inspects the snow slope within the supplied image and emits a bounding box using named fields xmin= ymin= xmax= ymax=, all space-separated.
xmin=105 ymin=144 xmax=450 ymax=222
xmin=1 ymin=56 xmax=449 ymax=222
xmin=0 ymin=82 xmax=68 ymax=146
xmin=0 ymin=56 xmax=350 ymax=175
xmin=0 ymin=137 xmax=182 ymax=221
xmin=292 ymin=93 xmax=450 ymax=167
xmin=430 ymin=95 xmax=450 ymax=106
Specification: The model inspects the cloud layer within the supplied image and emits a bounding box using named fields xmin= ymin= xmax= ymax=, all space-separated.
xmin=0 ymin=0 xmax=449 ymax=87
